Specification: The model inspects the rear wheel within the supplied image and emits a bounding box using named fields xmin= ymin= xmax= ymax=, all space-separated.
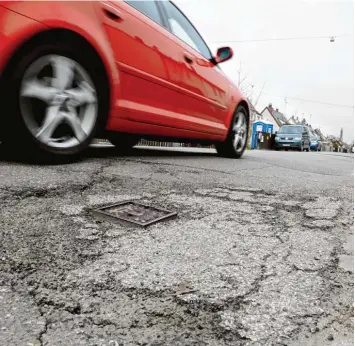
xmin=0 ymin=40 xmax=108 ymax=162
xmin=216 ymin=105 xmax=249 ymax=159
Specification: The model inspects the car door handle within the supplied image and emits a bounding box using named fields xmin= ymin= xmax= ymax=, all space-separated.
xmin=101 ymin=2 xmax=123 ymax=21
xmin=183 ymin=52 xmax=194 ymax=64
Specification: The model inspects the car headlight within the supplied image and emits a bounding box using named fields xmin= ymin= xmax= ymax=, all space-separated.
xmin=294 ymin=137 xmax=301 ymax=141
xmin=275 ymin=136 xmax=280 ymax=141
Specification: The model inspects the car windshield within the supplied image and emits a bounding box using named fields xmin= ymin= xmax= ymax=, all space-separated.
xmin=278 ymin=126 xmax=302 ymax=134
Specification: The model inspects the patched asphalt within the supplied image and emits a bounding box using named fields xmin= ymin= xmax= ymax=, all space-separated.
xmin=0 ymin=146 xmax=353 ymax=346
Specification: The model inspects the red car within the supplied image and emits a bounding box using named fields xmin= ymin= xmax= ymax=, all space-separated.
xmin=0 ymin=1 xmax=249 ymax=160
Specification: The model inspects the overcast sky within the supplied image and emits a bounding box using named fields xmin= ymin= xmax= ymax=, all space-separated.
xmin=174 ymin=0 xmax=354 ymax=142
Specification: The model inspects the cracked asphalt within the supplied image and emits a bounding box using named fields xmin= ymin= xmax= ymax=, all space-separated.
xmin=0 ymin=146 xmax=353 ymax=346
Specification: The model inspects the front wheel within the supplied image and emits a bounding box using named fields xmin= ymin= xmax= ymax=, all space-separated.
xmin=216 ymin=105 xmax=249 ymax=159
xmin=0 ymin=42 xmax=108 ymax=162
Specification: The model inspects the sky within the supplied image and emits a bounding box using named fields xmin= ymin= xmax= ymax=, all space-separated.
xmin=174 ymin=0 xmax=354 ymax=143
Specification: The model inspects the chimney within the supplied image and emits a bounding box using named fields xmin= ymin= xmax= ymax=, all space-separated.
xmin=268 ymin=103 xmax=272 ymax=108
xmin=276 ymin=108 xmax=279 ymax=112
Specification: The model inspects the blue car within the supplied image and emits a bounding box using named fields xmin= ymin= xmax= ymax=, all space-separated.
xmin=274 ymin=125 xmax=311 ymax=151
xmin=310 ymin=136 xmax=321 ymax=151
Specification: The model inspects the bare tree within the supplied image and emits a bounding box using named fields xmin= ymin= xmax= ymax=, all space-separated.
xmin=236 ymin=61 xmax=265 ymax=108
xmin=251 ymin=82 xmax=265 ymax=108
xmin=237 ymin=61 xmax=249 ymax=93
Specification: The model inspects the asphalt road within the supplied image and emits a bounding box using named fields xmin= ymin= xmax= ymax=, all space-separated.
xmin=0 ymin=146 xmax=353 ymax=346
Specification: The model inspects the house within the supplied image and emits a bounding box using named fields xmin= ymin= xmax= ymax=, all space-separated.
xmin=260 ymin=103 xmax=289 ymax=133
xmin=248 ymin=99 xmax=262 ymax=123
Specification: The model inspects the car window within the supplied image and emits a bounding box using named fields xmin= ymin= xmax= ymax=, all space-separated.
xmin=161 ymin=1 xmax=212 ymax=59
xmin=169 ymin=19 xmax=199 ymax=51
xmin=279 ymin=126 xmax=302 ymax=134
xmin=125 ymin=0 xmax=163 ymax=26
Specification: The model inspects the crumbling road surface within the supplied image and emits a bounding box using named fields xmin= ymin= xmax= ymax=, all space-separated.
xmin=0 ymin=147 xmax=353 ymax=346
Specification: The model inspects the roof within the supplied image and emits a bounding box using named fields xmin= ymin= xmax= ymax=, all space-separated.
xmin=247 ymin=98 xmax=261 ymax=114
xmin=272 ymin=109 xmax=289 ymax=126
xmin=314 ymin=128 xmax=325 ymax=141
xmin=260 ymin=105 xmax=289 ymax=127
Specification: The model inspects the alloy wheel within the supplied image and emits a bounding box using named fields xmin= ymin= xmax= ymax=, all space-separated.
xmin=232 ymin=111 xmax=247 ymax=153
xmin=19 ymin=55 xmax=98 ymax=149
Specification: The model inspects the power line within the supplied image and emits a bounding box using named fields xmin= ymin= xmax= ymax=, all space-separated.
xmin=264 ymin=93 xmax=354 ymax=108
xmin=239 ymin=83 xmax=354 ymax=108
xmin=211 ymin=34 xmax=352 ymax=43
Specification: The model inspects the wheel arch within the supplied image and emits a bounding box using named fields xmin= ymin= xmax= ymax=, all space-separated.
xmin=223 ymin=98 xmax=250 ymax=140
xmin=238 ymin=100 xmax=250 ymax=121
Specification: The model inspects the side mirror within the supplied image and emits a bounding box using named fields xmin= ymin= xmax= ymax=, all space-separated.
xmin=214 ymin=47 xmax=233 ymax=64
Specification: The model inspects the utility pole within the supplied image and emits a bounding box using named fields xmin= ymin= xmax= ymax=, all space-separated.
xmin=238 ymin=61 xmax=242 ymax=86
xmin=284 ymin=97 xmax=288 ymax=116
xmin=249 ymin=84 xmax=255 ymax=104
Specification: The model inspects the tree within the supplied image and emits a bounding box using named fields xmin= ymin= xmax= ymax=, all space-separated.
xmin=250 ymin=82 xmax=265 ymax=109
xmin=237 ymin=61 xmax=265 ymax=109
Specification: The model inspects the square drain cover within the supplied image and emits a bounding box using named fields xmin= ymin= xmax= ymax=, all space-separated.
xmin=90 ymin=201 xmax=177 ymax=227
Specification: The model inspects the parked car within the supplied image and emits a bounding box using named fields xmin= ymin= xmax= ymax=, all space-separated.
xmin=0 ymin=1 xmax=249 ymax=161
xmin=274 ymin=125 xmax=311 ymax=151
xmin=310 ymin=135 xmax=321 ymax=151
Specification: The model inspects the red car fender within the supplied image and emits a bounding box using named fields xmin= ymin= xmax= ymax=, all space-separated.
xmin=225 ymin=92 xmax=249 ymax=137
xmin=0 ymin=5 xmax=47 ymax=74
xmin=0 ymin=1 xmax=120 ymax=115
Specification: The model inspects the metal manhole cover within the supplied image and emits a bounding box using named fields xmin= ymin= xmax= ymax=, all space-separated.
xmin=90 ymin=201 xmax=177 ymax=227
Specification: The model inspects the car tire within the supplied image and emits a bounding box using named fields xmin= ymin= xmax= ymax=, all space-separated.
xmin=306 ymin=145 xmax=310 ymax=152
xmin=107 ymin=132 xmax=140 ymax=153
xmin=298 ymin=144 xmax=303 ymax=152
xmin=215 ymin=105 xmax=249 ymax=159
xmin=0 ymin=40 xmax=108 ymax=163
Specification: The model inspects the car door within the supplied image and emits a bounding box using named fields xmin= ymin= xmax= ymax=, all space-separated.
xmin=159 ymin=1 xmax=231 ymax=134
xmin=102 ymin=0 xmax=226 ymax=137
xmin=101 ymin=1 xmax=170 ymax=125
